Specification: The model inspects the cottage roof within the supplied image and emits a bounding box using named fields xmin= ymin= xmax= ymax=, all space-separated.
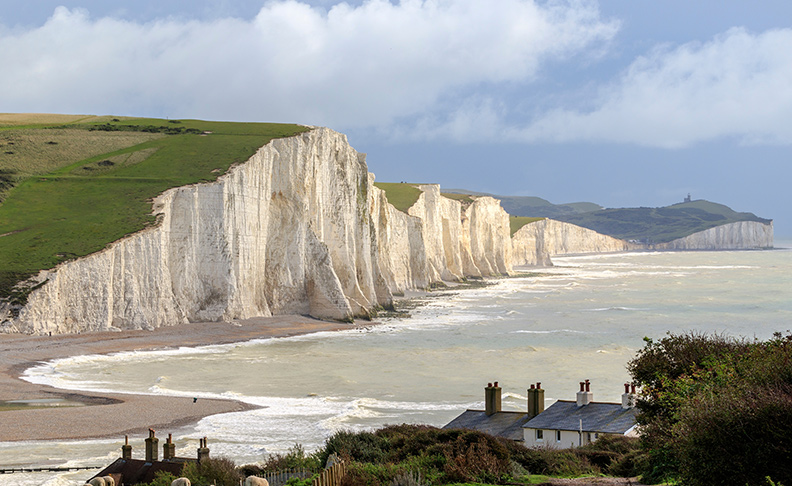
xmin=523 ymin=400 xmax=637 ymax=434
xmin=93 ymin=457 xmax=188 ymax=484
xmin=443 ymin=410 xmax=530 ymax=441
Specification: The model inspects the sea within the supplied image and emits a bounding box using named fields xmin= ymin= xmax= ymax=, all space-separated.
xmin=2 ymin=244 xmax=791 ymax=486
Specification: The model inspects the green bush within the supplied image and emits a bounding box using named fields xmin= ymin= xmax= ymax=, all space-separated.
xmin=262 ymin=443 xmax=321 ymax=471
xmin=629 ymin=331 xmax=792 ymax=486
xmin=148 ymin=471 xmax=178 ymax=486
xmin=182 ymin=457 xmax=241 ymax=486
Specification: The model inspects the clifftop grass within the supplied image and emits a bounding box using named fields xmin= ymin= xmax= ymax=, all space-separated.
xmin=0 ymin=116 xmax=309 ymax=303
xmin=510 ymin=216 xmax=545 ymax=236
xmin=374 ymin=182 xmax=423 ymax=213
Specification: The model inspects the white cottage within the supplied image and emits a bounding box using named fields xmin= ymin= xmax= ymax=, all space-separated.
xmin=522 ymin=380 xmax=639 ymax=448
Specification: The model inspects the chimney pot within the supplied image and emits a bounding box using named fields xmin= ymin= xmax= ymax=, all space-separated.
xmin=488 ymin=382 xmax=492 ymax=387
xmin=145 ymin=429 xmax=159 ymax=462
xmin=530 ymin=384 xmax=535 ymax=389
xmin=484 ymin=382 xmax=502 ymax=416
xmin=631 ymin=384 xmax=636 ymax=394
xmin=579 ymin=382 xmax=585 ymax=392
xmin=536 ymin=382 xmax=541 ymax=390
xmin=624 ymin=383 xmax=630 ymax=393
xmin=585 ymin=380 xmax=590 ymax=392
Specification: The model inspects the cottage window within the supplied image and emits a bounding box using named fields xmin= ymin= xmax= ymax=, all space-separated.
xmin=555 ymin=430 xmax=561 ymax=442
xmin=536 ymin=429 xmax=543 ymax=441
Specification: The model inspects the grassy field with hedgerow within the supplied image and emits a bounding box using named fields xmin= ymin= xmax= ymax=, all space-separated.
xmin=0 ymin=114 xmax=309 ymax=305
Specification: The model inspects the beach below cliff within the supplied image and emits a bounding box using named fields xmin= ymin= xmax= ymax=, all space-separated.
xmin=0 ymin=316 xmax=354 ymax=442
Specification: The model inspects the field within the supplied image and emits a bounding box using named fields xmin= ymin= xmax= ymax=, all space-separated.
xmin=0 ymin=116 xmax=309 ymax=303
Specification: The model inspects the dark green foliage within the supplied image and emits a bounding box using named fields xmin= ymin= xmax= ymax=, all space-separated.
xmin=318 ymin=430 xmax=389 ymax=466
xmin=181 ymin=457 xmax=241 ymax=486
xmin=88 ymin=122 xmax=202 ymax=135
xmin=147 ymin=470 xmax=178 ymax=486
xmin=628 ymin=331 xmax=792 ymax=486
xmin=262 ymin=443 xmax=321 ymax=471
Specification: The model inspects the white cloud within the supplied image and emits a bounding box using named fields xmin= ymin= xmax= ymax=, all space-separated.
xmin=0 ymin=0 xmax=617 ymax=128
xmin=516 ymin=27 xmax=792 ymax=147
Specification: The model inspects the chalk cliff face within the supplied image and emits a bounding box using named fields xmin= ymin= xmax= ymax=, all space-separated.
xmin=5 ymin=129 xmax=513 ymax=334
xmin=651 ymin=221 xmax=774 ymax=250
xmin=1 ymin=127 xmax=775 ymax=335
xmin=10 ymin=129 xmax=388 ymax=333
xmin=512 ymin=219 xmax=635 ymax=266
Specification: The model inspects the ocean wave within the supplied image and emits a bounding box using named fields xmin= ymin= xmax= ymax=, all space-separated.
xmin=585 ymin=306 xmax=649 ymax=312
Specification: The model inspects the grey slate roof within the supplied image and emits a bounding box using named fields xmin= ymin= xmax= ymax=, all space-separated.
xmin=443 ymin=410 xmax=530 ymax=441
xmin=523 ymin=400 xmax=637 ymax=434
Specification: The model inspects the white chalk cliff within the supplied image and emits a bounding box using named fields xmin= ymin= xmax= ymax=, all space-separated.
xmin=0 ymin=128 xmax=775 ymax=335
xmin=651 ymin=221 xmax=774 ymax=250
xmin=4 ymin=129 xmax=513 ymax=334
xmin=511 ymin=218 xmax=636 ymax=266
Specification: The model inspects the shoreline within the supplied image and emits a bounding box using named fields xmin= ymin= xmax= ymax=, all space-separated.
xmin=0 ymin=315 xmax=357 ymax=442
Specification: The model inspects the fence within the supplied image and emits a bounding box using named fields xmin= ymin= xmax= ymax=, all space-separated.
xmin=259 ymin=467 xmax=316 ymax=486
xmin=312 ymin=461 xmax=346 ymax=486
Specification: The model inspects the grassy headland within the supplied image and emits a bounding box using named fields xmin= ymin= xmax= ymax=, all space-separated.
xmin=555 ymin=200 xmax=771 ymax=243
xmin=374 ymin=182 xmax=423 ymax=213
xmin=0 ymin=115 xmax=309 ymax=304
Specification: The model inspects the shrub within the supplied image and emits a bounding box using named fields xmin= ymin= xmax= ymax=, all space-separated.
xmin=148 ymin=471 xmax=178 ymax=486
xmin=261 ymin=443 xmax=321 ymax=471
xmin=182 ymin=457 xmax=241 ymax=486
xmin=629 ymin=331 xmax=792 ymax=486
xmin=317 ymin=430 xmax=388 ymax=466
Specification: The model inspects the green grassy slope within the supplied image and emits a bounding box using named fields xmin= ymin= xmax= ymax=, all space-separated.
xmin=0 ymin=116 xmax=309 ymax=303
xmin=374 ymin=182 xmax=423 ymax=213
xmin=555 ymin=200 xmax=772 ymax=243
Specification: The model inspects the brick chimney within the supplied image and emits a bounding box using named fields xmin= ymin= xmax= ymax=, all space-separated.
xmin=621 ymin=383 xmax=637 ymax=409
xmin=145 ymin=429 xmax=159 ymax=462
xmin=576 ymin=379 xmax=593 ymax=407
xmin=197 ymin=437 xmax=210 ymax=463
xmin=484 ymin=382 xmax=502 ymax=416
xmin=527 ymin=382 xmax=545 ymax=418
xmin=163 ymin=433 xmax=176 ymax=460
xmin=121 ymin=435 xmax=132 ymax=460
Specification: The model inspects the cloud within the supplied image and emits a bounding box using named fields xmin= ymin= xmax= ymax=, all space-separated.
xmin=0 ymin=0 xmax=617 ymax=128
xmin=516 ymin=27 xmax=792 ymax=148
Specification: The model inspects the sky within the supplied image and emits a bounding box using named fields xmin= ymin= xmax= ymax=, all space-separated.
xmin=1 ymin=1 xmax=790 ymax=236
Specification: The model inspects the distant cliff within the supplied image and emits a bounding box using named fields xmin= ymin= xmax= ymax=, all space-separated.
xmin=512 ymin=219 xmax=636 ymax=266
xmin=651 ymin=221 xmax=774 ymax=250
xmin=3 ymin=129 xmax=512 ymax=334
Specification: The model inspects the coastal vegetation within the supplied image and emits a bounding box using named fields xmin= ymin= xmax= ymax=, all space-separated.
xmin=0 ymin=116 xmax=308 ymax=304
xmin=628 ymin=331 xmax=792 ymax=486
